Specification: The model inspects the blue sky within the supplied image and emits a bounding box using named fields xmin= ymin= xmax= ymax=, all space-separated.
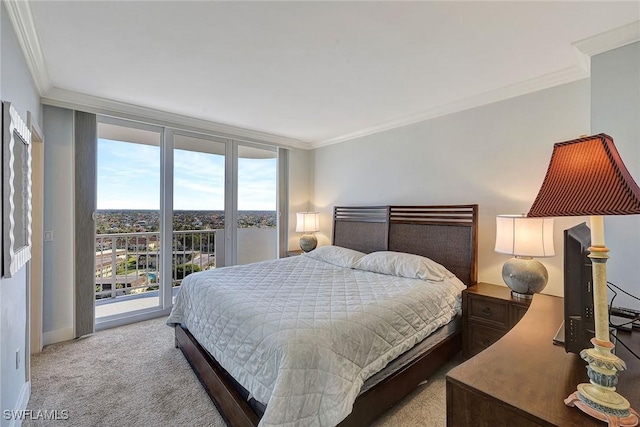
xmin=97 ymin=139 xmax=276 ymax=210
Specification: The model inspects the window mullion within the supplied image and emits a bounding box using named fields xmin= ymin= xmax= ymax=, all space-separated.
xmin=224 ymin=140 xmax=238 ymax=266
xmin=160 ymin=128 xmax=174 ymax=308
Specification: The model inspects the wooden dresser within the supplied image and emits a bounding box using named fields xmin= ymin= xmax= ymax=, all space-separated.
xmin=463 ymin=283 xmax=531 ymax=358
xmin=447 ymin=293 xmax=640 ymax=426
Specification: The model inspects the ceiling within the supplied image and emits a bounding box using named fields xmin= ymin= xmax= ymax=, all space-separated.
xmin=11 ymin=1 xmax=640 ymax=148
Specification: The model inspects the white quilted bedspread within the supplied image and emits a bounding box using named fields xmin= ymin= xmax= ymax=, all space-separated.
xmin=166 ymin=255 xmax=463 ymax=427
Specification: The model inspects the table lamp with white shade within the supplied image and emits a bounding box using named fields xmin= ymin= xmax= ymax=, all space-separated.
xmin=296 ymin=212 xmax=320 ymax=252
xmin=528 ymin=134 xmax=639 ymax=426
xmin=495 ymin=214 xmax=555 ymax=299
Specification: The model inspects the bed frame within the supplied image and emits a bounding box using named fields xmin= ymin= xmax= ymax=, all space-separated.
xmin=174 ymin=204 xmax=478 ymax=427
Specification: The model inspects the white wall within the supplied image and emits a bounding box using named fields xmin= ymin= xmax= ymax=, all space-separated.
xmin=287 ymin=148 xmax=312 ymax=251
xmin=0 ymin=3 xmax=42 ymax=424
xmin=41 ymin=106 xmax=75 ymax=344
xmin=591 ymin=42 xmax=640 ymax=311
xmin=311 ymin=80 xmax=592 ymax=297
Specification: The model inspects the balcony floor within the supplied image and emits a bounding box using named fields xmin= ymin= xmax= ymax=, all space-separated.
xmin=95 ymin=288 xmax=180 ymax=319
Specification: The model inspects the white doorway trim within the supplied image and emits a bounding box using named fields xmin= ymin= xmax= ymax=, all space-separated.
xmin=27 ymin=112 xmax=44 ymax=359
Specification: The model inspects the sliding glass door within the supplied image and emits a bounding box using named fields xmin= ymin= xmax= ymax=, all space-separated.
xmin=94 ymin=116 xmax=284 ymax=328
xmin=95 ymin=119 xmax=163 ymax=321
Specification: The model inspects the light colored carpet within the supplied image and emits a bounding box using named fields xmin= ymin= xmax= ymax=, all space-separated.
xmin=26 ymin=317 xmax=459 ymax=426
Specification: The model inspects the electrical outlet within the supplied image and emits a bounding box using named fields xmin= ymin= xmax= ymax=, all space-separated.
xmin=44 ymin=231 xmax=53 ymax=241
xmin=16 ymin=349 xmax=20 ymax=369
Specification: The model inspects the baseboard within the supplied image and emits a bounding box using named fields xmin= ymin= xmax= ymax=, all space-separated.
xmin=43 ymin=326 xmax=74 ymax=346
xmin=7 ymin=381 xmax=31 ymax=427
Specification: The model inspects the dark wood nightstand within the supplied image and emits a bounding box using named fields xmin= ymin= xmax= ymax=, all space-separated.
xmin=285 ymin=250 xmax=304 ymax=257
xmin=463 ymin=282 xmax=532 ymax=358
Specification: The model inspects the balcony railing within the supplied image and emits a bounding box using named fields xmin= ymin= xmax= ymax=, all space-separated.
xmin=95 ymin=230 xmax=219 ymax=300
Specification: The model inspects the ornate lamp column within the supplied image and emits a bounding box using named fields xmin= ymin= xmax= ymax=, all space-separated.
xmin=528 ymin=134 xmax=640 ymax=426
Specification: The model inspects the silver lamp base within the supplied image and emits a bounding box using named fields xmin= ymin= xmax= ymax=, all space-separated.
xmin=299 ymin=234 xmax=317 ymax=252
xmin=502 ymin=256 xmax=548 ymax=299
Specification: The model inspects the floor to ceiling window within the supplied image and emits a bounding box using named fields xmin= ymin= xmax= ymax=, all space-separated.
xmin=94 ymin=117 xmax=284 ymax=328
xmin=94 ymin=119 xmax=163 ymax=322
xmin=236 ymin=143 xmax=278 ymax=265
xmin=172 ymin=132 xmax=226 ymax=288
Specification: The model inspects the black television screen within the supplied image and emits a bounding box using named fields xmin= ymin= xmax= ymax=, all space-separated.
xmin=563 ymin=222 xmax=595 ymax=354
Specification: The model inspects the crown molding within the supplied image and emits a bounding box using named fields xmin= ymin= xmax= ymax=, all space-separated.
xmin=42 ymin=87 xmax=310 ymax=150
xmin=313 ymin=21 xmax=640 ymax=149
xmin=311 ymin=65 xmax=589 ymax=149
xmin=573 ymin=20 xmax=640 ymax=57
xmin=3 ymin=0 xmax=50 ymax=95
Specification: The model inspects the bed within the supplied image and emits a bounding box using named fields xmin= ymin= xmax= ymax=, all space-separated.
xmin=168 ymin=205 xmax=478 ymax=427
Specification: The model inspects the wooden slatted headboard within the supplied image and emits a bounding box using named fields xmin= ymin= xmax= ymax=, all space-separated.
xmin=332 ymin=206 xmax=389 ymax=253
xmin=332 ymin=204 xmax=478 ymax=286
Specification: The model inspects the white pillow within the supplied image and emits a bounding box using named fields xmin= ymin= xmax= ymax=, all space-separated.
xmin=303 ymin=245 xmax=366 ymax=268
xmin=353 ymin=251 xmax=453 ymax=281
